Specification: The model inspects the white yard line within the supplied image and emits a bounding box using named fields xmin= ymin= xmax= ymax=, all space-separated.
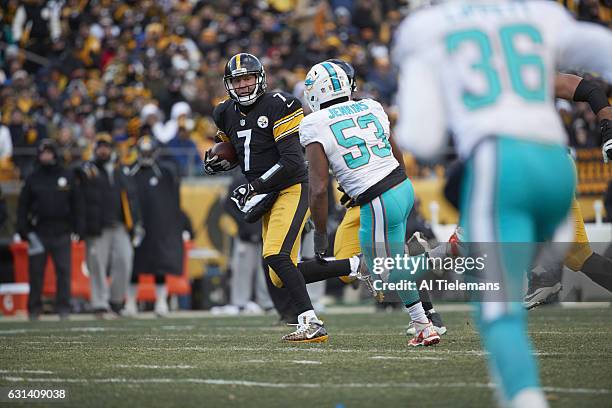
xmin=132 ymin=346 xmax=588 ymax=358
xmin=0 ymin=327 xmax=126 ymax=335
xmin=1 ymin=303 xmax=609 ymax=322
xmin=2 ymin=377 xmax=610 ymax=395
xmin=114 ymin=364 xmax=195 ymax=369
xmin=160 ymin=325 xmax=195 ymax=331
xmin=0 ymin=370 xmax=54 ymax=374
xmin=370 ymin=356 xmax=445 ymax=361
xmin=227 ymin=359 xmax=322 ymax=365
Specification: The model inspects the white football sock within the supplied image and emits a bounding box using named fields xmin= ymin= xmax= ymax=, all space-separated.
xmin=407 ymin=301 xmax=428 ymax=324
xmin=297 ymin=309 xmax=318 ymax=325
xmin=348 ymin=255 xmax=361 ymax=277
xmin=511 ymin=388 xmax=548 ymax=408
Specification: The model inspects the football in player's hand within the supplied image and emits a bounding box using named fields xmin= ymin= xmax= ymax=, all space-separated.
xmin=211 ymin=142 xmax=237 ymax=165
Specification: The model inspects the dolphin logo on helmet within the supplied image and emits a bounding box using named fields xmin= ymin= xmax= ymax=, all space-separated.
xmin=303 ymin=62 xmax=351 ymax=112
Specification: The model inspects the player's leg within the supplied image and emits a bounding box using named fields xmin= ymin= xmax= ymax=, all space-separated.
xmin=462 ymin=137 xmax=574 ymax=407
xmin=564 ymin=200 xmax=612 ymax=291
xmin=526 ymin=198 xmax=582 ymax=309
xmin=296 ymin=205 xmax=361 ymax=284
xmin=579 ymin=253 xmax=612 ymax=291
xmin=460 ymin=141 xmax=541 ymax=406
xmin=297 ymin=204 xmax=380 ymax=298
xmin=298 ymin=258 xmax=356 ymax=283
xmin=527 ymin=192 xmax=612 ymax=308
xmin=404 ymin=233 xmax=448 ymax=335
xmin=262 ymin=183 xmax=327 ymax=342
xmin=361 ymin=179 xmax=439 ymax=346
xmin=335 ymin=206 xmax=362 ymax=283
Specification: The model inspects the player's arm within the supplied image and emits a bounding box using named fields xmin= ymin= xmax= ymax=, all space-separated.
xmin=250 ymin=100 xmax=305 ymax=193
xmin=557 ymin=20 xmax=612 ymax=84
xmin=554 ymin=73 xmax=583 ymax=100
xmin=305 ymin=142 xmax=330 ymax=257
xmin=250 ymin=136 xmax=304 ymax=193
xmin=392 ymin=12 xmax=448 ymax=160
xmin=570 ymin=76 xmax=612 ymax=162
xmin=555 ymin=73 xmax=612 ymax=162
xmin=204 ymin=103 xmax=233 ymax=175
xmin=394 ymin=55 xmax=448 ymax=160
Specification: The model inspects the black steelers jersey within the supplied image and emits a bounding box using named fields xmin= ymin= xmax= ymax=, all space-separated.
xmin=213 ymin=91 xmax=308 ymax=189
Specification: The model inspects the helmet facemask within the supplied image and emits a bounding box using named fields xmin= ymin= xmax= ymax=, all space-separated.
xmin=224 ymin=70 xmax=267 ymax=106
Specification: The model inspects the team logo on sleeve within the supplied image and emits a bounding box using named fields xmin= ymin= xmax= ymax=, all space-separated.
xmin=57 ymin=177 xmax=67 ymax=187
xmin=240 ymin=119 xmax=246 ymax=126
xmin=257 ymin=116 xmax=269 ymax=128
xmin=149 ymin=177 xmax=159 ymax=186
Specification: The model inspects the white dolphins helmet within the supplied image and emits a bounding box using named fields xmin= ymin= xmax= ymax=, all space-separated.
xmin=304 ymin=61 xmax=352 ymax=112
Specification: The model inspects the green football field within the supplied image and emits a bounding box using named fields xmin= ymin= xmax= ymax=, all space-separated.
xmin=0 ymin=306 xmax=611 ymax=408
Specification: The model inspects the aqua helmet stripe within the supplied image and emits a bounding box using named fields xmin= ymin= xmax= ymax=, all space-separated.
xmin=321 ymin=62 xmax=341 ymax=91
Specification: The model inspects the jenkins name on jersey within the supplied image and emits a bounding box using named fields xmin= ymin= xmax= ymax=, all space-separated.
xmin=300 ymin=98 xmax=399 ymax=200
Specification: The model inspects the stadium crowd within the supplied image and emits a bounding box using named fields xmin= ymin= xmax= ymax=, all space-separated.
xmin=0 ymin=0 xmax=609 ymax=180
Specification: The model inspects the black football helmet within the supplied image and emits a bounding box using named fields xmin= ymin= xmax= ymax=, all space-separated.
xmin=136 ymin=135 xmax=159 ymax=166
xmin=326 ymin=59 xmax=356 ymax=93
xmin=224 ymin=53 xmax=267 ymax=106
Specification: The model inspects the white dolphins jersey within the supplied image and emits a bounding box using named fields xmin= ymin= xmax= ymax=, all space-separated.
xmin=299 ymin=99 xmax=399 ymax=198
xmin=393 ymin=0 xmax=612 ymax=159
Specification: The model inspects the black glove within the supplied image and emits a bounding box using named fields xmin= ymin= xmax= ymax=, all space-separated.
xmin=203 ymin=149 xmax=234 ymax=175
xmin=337 ymin=185 xmax=354 ymax=208
xmin=313 ymin=230 xmax=329 ymax=261
xmin=230 ymin=183 xmax=256 ymax=208
xmin=602 ymin=119 xmax=612 ymax=164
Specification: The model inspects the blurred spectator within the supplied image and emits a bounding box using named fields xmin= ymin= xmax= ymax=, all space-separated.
xmin=161 ymin=101 xmax=194 ymax=144
xmin=164 ymin=102 xmax=201 ymax=177
xmin=15 ymin=139 xmax=84 ymax=321
xmin=12 ymin=0 xmax=62 ymax=71
xmin=126 ymin=136 xmax=184 ymax=317
xmin=77 ymin=134 xmax=142 ymax=318
xmin=365 ymin=56 xmax=396 ymax=105
xmin=55 ymin=126 xmax=82 ymax=167
xmin=140 ymin=103 xmax=165 ymax=143
xmin=0 ymin=123 xmax=12 ymax=164
xmin=8 ymin=103 xmax=47 ymax=179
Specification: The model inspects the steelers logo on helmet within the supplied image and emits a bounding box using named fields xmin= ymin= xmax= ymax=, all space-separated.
xmin=303 ymin=62 xmax=351 ymax=112
xmin=224 ymin=53 xmax=267 ymax=106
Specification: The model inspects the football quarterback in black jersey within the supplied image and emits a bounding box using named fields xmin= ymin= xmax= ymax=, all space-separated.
xmin=204 ymin=53 xmax=328 ymax=342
